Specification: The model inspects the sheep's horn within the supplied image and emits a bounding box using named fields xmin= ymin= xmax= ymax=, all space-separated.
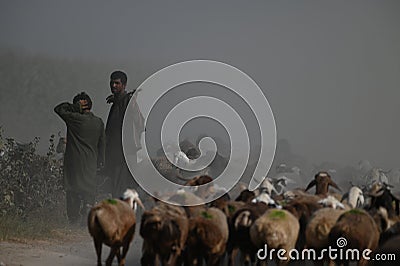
xmin=305 ymin=180 xmax=316 ymax=191
xmin=328 ymin=179 xmax=341 ymax=191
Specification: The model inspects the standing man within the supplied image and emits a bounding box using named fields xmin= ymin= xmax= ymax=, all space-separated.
xmin=105 ymin=70 xmax=144 ymax=197
xmin=54 ymin=92 xmax=105 ymax=225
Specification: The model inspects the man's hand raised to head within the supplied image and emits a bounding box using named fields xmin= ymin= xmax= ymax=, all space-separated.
xmin=79 ymin=99 xmax=90 ymax=112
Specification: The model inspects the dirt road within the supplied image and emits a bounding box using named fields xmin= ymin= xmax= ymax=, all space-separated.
xmin=0 ymin=227 xmax=143 ymax=266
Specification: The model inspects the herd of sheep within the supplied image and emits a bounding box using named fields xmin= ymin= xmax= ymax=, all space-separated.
xmin=87 ymin=172 xmax=400 ymax=266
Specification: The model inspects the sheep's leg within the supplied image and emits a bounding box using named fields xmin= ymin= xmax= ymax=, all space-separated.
xmin=93 ymin=238 xmax=103 ymax=266
xmin=140 ymin=250 xmax=156 ymax=266
xmin=119 ymin=240 xmax=132 ymax=266
xmin=256 ymin=259 xmax=267 ymax=266
xmin=228 ymin=247 xmax=239 ymax=266
xmin=207 ymin=254 xmax=223 ymax=266
xmin=115 ymin=247 xmax=121 ymax=265
xmin=105 ymin=247 xmax=118 ymax=266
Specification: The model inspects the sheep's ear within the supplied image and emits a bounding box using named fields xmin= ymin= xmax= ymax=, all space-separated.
xmin=136 ymin=197 xmax=145 ymax=211
xmin=341 ymin=192 xmax=349 ymax=202
xmin=305 ymin=180 xmax=316 ymax=191
xmin=328 ymin=179 xmax=341 ymax=191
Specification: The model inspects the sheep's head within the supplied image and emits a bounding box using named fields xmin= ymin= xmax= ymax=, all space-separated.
xmin=366 ymin=182 xmax=400 ymax=216
xmin=140 ymin=211 xmax=164 ymax=239
xmin=305 ymin=171 xmax=341 ymax=195
xmin=121 ymin=188 xmax=145 ymax=211
xmin=185 ymin=175 xmax=214 ymax=199
xmin=235 ymin=189 xmax=256 ymax=203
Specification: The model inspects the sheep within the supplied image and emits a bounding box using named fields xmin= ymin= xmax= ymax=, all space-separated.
xmin=140 ymin=201 xmax=189 ymax=266
xmin=283 ymin=196 xmax=323 ymax=250
xmin=249 ymin=209 xmax=300 ymax=265
xmin=87 ymin=188 xmax=144 ymax=266
xmin=185 ymin=207 xmax=229 ymax=266
xmin=168 ymin=189 xmax=207 ymax=217
xmin=235 ymin=189 xmax=256 ymax=203
xmin=229 ymin=181 xmax=249 ymax=200
xmin=305 ymin=171 xmax=341 ymax=196
xmin=305 ymin=207 xmax=346 ymax=265
xmin=329 ymin=209 xmax=381 ymax=266
xmin=228 ymin=202 xmax=269 ymax=266
xmin=281 ymin=188 xmax=314 ymax=201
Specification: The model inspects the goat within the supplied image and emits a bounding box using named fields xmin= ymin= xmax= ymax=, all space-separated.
xmin=366 ymin=182 xmax=400 ymax=218
xmin=305 ymin=171 xmax=341 ymax=196
xmin=87 ymin=189 xmax=144 ymax=266
xmin=252 ymin=190 xmax=281 ymax=208
xmin=342 ymin=186 xmax=365 ymax=208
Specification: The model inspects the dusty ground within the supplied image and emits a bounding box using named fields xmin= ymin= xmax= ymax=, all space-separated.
xmin=0 ymin=227 xmax=143 ymax=266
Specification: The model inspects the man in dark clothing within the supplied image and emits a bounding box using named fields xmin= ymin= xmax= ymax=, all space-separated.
xmin=54 ymin=92 xmax=105 ymax=225
xmin=105 ymin=71 xmax=144 ymax=197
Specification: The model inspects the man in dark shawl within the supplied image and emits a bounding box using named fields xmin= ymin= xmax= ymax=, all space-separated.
xmin=54 ymin=92 xmax=105 ymax=225
xmin=105 ymin=70 xmax=144 ymax=197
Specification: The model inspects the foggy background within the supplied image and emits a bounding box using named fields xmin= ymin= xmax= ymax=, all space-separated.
xmin=1 ymin=0 xmax=399 ymax=177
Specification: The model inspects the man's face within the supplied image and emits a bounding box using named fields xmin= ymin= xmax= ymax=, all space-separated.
xmin=110 ymin=78 xmax=126 ymax=95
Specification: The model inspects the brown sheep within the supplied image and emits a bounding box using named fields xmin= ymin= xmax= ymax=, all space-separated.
xmin=305 ymin=207 xmax=345 ymax=265
xmin=168 ymin=189 xmax=207 ymax=217
xmin=284 ymin=196 xmax=323 ymax=250
xmin=329 ymin=209 xmax=381 ymax=266
xmin=87 ymin=189 xmax=144 ymax=266
xmin=185 ymin=207 xmax=229 ymax=266
xmin=249 ymin=209 xmax=300 ymax=265
xmin=140 ymin=201 xmax=189 ymax=266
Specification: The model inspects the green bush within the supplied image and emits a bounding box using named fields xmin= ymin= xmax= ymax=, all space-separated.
xmin=0 ymin=127 xmax=66 ymax=238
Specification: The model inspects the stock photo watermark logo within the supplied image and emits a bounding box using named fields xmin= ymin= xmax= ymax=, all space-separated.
xmin=257 ymin=237 xmax=396 ymax=262
xmin=122 ymin=60 xmax=276 ymax=205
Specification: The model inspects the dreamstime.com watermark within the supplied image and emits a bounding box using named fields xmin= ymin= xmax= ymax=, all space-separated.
xmin=122 ymin=60 xmax=277 ymax=205
xmin=257 ymin=237 xmax=397 ymax=262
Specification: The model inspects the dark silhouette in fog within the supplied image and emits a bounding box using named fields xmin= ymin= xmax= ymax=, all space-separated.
xmin=54 ymin=92 xmax=105 ymax=225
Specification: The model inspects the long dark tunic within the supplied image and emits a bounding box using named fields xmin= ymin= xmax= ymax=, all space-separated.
xmin=105 ymin=91 xmax=144 ymax=196
xmin=54 ymin=102 xmax=105 ymax=196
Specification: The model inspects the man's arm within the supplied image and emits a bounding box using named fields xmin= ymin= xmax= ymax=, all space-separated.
xmin=54 ymin=102 xmax=82 ymax=122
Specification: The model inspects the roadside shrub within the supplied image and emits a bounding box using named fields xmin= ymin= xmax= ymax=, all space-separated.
xmin=0 ymin=127 xmax=65 ymax=222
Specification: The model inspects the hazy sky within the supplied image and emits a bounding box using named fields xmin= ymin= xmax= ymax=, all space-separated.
xmin=1 ymin=0 xmax=399 ymax=169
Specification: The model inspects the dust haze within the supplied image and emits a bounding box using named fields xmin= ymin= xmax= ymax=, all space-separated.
xmin=1 ymin=0 xmax=400 ymax=185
